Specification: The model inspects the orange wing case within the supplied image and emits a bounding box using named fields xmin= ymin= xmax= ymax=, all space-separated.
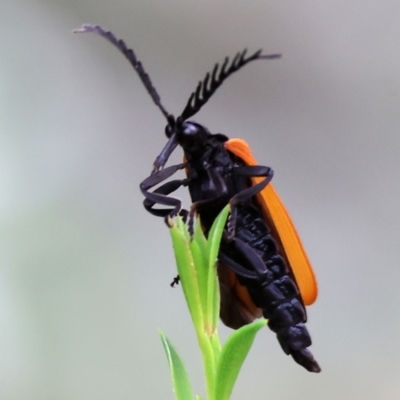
xmin=224 ymin=138 xmax=318 ymax=306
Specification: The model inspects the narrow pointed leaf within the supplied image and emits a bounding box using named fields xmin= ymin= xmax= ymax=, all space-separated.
xmin=170 ymin=222 xmax=203 ymax=328
xmin=177 ymin=215 xmax=191 ymax=242
xmin=189 ymin=224 xmax=209 ymax=315
xmin=207 ymin=205 xmax=230 ymax=268
xmin=160 ymin=331 xmax=195 ymax=400
xmin=206 ymin=205 xmax=230 ymax=329
xmin=193 ymin=218 xmax=208 ymax=255
xmin=214 ymin=319 xmax=267 ymax=400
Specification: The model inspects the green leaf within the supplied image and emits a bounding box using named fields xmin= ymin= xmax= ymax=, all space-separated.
xmin=189 ymin=226 xmax=208 ymax=316
xmin=206 ymin=205 xmax=230 ymax=330
xmin=170 ymin=223 xmax=204 ymax=329
xmin=207 ymin=205 xmax=230 ymax=270
xmin=160 ymin=331 xmax=195 ymax=400
xmin=177 ymin=215 xmax=191 ymax=242
xmin=192 ymin=218 xmax=208 ymax=256
xmin=214 ymin=319 xmax=267 ymax=400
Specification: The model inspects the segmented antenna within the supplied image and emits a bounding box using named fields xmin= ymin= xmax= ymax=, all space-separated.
xmin=180 ymin=49 xmax=281 ymax=122
xmin=74 ymin=24 xmax=170 ymax=119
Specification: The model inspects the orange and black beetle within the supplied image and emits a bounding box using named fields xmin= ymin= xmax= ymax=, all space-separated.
xmin=76 ymin=24 xmax=320 ymax=372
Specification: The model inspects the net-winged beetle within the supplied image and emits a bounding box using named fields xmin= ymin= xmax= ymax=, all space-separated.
xmin=75 ymin=24 xmax=320 ymax=373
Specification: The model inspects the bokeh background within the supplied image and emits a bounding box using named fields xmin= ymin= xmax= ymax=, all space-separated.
xmin=2 ymin=1 xmax=400 ymax=399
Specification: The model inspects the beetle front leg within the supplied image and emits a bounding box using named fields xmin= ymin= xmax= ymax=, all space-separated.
xmin=140 ymin=163 xmax=189 ymax=222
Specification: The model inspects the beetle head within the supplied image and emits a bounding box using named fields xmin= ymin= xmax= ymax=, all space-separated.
xmin=179 ymin=121 xmax=209 ymax=152
xmin=166 ymin=118 xmax=209 ymax=151
xmin=155 ymin=117 xmax=209 ymax=172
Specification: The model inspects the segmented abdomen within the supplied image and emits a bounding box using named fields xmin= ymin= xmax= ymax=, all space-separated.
xmin=228 ymin=204 xmax=320 ymax=372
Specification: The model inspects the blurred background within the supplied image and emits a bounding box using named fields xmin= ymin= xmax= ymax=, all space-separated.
xmin=1 ymin=1 xmax=400 ymax=399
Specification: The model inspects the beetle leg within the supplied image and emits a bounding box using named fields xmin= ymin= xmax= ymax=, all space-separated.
xmin=227 ymin=165 xmax=273 ymax=238
xmin=187 ymin=196 xmax=228 ymax=236
xmin=142 ymin=179 xmax=186 ymax=218
xmin=140 ymin=163 xmax=190 ymax=222
xmin=218 ymin=251 xmax=259 ymax=280
xmin=220 ymin=236 xmax=269 ymax=280
xmin=140 ymin=162 xmax=186 ymax=191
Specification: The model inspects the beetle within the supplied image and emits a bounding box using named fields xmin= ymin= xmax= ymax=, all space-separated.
xmin=75 ymin=24 xmax=320 ymax=372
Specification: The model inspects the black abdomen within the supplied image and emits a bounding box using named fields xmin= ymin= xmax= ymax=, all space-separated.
xmin=222 ymin=203 xmax=320 ymax=372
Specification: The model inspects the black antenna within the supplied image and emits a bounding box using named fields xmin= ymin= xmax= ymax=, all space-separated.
xmin=180 ymin=49 xmax=281 ymax=122
xmin=74 ymin=24 xmax=170 ymax=119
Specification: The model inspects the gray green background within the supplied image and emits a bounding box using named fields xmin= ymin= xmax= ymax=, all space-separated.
xmin=1 ymin=1 xmax=400 ymax=399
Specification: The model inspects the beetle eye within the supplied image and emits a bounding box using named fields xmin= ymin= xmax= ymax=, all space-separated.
xmin=165 ymin=124 xmax=174 ymax=138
